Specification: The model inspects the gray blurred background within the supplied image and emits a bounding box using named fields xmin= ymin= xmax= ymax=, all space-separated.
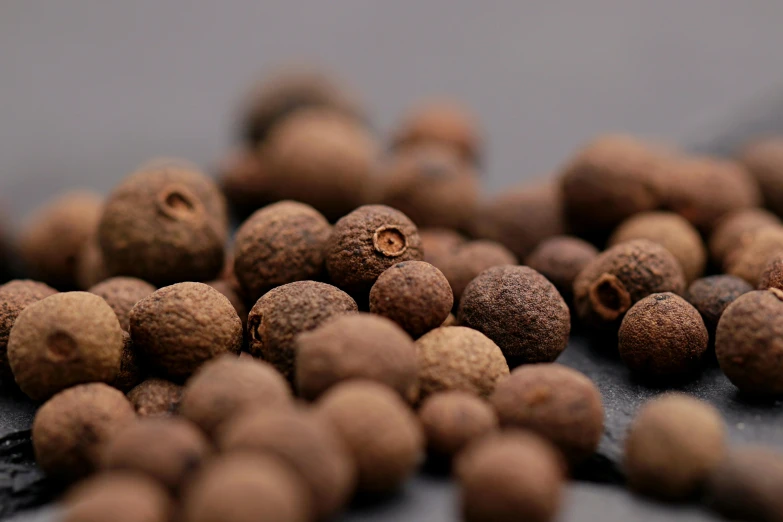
xmin=2 ymin=0 xmax=783 ymax=225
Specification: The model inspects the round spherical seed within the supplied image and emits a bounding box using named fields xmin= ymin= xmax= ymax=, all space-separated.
xmin=618 ymin=293 xmax=709 ymax=379
xmin=296 ymin=313 xmax=418 ymax=402
xmin=708 ymin=208 xmax=781 ymax=267
xmin=75 ymin=234 xmax=110 ymax=290
xmin=685 ymin=275 xmax=753 ymax=338
xmin=739 ymin=137 xmax=783 ymax=216
xmin=458 ymin=265 xmax=570 ymax=362
xmin=524 ymin=236 xmax=598 ymax=301
xmin=33 ymin=383 xmax=136 ymax=481
xmin=63 ymin=472 xmax=171 ymax=522
xmin=233 ymin=201 xmax=331 ymax=302
xmin=759 ymin=255 xmax=783 ymax=291
xmin=490 ymin=364 xmax=604 ymax=464
xmin=112 ymin=331 xmax=143 ymax=392
xmin=418 ymin=391 xmax=498 ymax=456
xmin=217 ymin=147 xmax=273 ymax=218
xmin=127 ymin=378 xmax=182 ymax=417
xmin=715 ymin=289 xmax=783 ymax=395
xmin=419 ymin=228 xmax=466 ymax=267
xmin=415 ymin=326 xmax=508 ymax=400
xmin=625 ymin=394 xmax=726 ymax=500
xmin=247 ymin=281 xmax=358 ymax=381
xmin=88 ymin=277 xmax=156 ymax=332
xmin=130 ymin=283 xmax=243 ymax=380
xmin=725 ymin=226 xmax=783 ymax=286
xmin=438 ymin=240 xmax=517 ymax=304
xmin=8 ymin=292 xmax=124 ymax=401
xmin=369 ymin=261 xmax=453 ymax=338
xmin=205 ymin=279 xmax=248 ymax=329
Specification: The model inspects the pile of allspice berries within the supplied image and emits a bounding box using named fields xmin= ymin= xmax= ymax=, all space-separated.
xmin=3 ymin=67 xmax=783 ymax=522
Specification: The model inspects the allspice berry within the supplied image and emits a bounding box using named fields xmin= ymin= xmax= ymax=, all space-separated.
xmin=490 ymin=364 xmax=603 ymax=464
xmin=524 ymin=236 xmax=598 ymax=301
xmin=759 ymin=255 xmax=783 ymax=291
xmin=418 ymin=391 xmax=498 ymax=456
xmin=75 ymin=234 xmax=110 ymax=291
xmin=127 ymin=378 xmax=182 ymax=417
xmin=618 ymin=293 xmax=709 ymax=379
xmin=705 ymin=446 xmax=783 ymax=522
xmin=392 ymin=100 xmax=481 ymax=164
xmin=0 ymin=280 xmax=57 ymax=383
xmin=233 ymin=201 xmax=331 ymax=302
xmin=205 ymin=279 xmax=248 ymax=329
xmin=8 ymin=292 xmax=124 ymax=400
xmin=63 ymin=472 xmax=171 ymax=522
xmin=33 ymin=383 xmax=135 ymax=481
xmin=726 ymin=226 xmax=783 ymax=286
xmin=624 ymin=393 xmax=726 ymax=500
xmin=179 ymin=354 xmax=292 ymax=438
xmin=19 ymin=191 xmax=103 ymax=289
xmin=458 ymin=432 xmax=564 ymax=522
xmin=573 ymin=239 xmax=686 ymax=330
xmin=88 ymin=277 xmax=156 ymax=332
xmin=708 ymin=208 xmax=780 ymax=267
xmin=218 ymin=407 xmax=355 ymax=521
xmin=375 ymin=144 xmax=480 ymax=231
xmin=316 ymin=380 xmax=424 ymax=492
xmin=471 ymin=183 xmax=566 ymax=260
xmin=325 ymin=205 xmax=424 ymax=296
xmin=98 ymin=164 xmax=228 ymax=286
xmin=181 ymin=453 xmax=310 ymax=522
xmin=416 ymin=326 xmax=508 ymax=400
xmin=559 ymin=134 xmax=665 ymax=236
xmin=369 ymin=261 xmax=453 ymax=338
xmin=685 ymin=275 xmax=752 ymax=338
xmin=265 ymin=109 xmax=377 ymax=221
xmin=102 ymin=417 xmax=210 ymax=492
xmin=296 ymin=313 xmax=418 ymax=402
xmin=247 ymin=281 xmax=358 ymax=381
xmin=217 ymin=147 xmax=272 ymax=217
xmin=112 ymin=331 xmax=143 ymax=392
xmin=609 ymin=211 xmax=706 ymax=283
xmin=438 ymin=240 xmax=517 ymax=303
xmin=130 ymin=283 xmax=243 ymax=380
xmin=419 ymin=228 xmax=465 ymax=267
xmin=739 ymin=137 xmax=783 ymax=216
xmin=715 ymin=289 xmax=783 ymax=395
xmin=458 ymin=265 xmax=570 ymax=363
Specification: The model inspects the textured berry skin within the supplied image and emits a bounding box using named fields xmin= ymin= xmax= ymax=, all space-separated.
xmin=438 ymin=240 xmax=517 ymax=303
xmin=127 ymin=378 xmax=182 ymax=417
xmin=685 ymin=275 xmax=752 ymax=337
xmin=88 ymin=277 xmax=155 ymax=331
xmin=418 ymin=391 xmax=498 ymax=456
xmin=525 ymin=236 xmax=598 ymax=301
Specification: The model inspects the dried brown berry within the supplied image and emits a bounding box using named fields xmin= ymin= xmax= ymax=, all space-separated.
xmin=715 ymin=289 xmax=783 ymax=395
xmin=375 ymin=144 xmax=480 ymax=230
xmin=63 ymin=472 xmax=171 ymax=522
xmin=726 ymin=226 xmax=783 ymax=286
xmin=618 ymin=293 xmax=708 ymax=379
xmin=32 ymin=383 xmax=135 ymax=481
xmin=112 ymin=331 xmax=143 ymax=392
xmin=8 ymin=292 xmax=124 ymax=400
xmin=392 ymin=100 xmax=481 ymax=164
xmin=573 ymin=239 xmax=686 ymax=330
xmin=218 ymin=407 xmax=355 ymax=521
xmin=609 ymin=211 xmax=706 ymax=283
xmin=88 ymin=277 xmax=156 ymax=332
xmin=179 ymin=354 xmax=292 ymax=438
xmin=98 ymin=164 xmax=228 ymax=286
xmin=457 ymin=431 xmax=564 ymax=522
xmin=685 ymin=275 xmax=753 ymax=338
xmin=524 ymin=236 xmax=598 ymax=301
xmin=19 ymin=191 xmax=103 ymax=289
xmin=739 ymin=137 xmax=783 ymax=216
xmin=248 ymin=281 xmax=357 ymax=381
xmin=265 ymin=109 xmax=377 ymax=221
xmin=471 ymin=183 xmax=566 ymax=260
xmin=416 ymin=326 xmax=508 ymax=400
xmin=369 ymin=261 xmax=453 ymax=338
xmin=233 ymin=201 xmax=331 ymax=302
xmin=217 ymin=147 xmax=272 ymax=217
xmin=127 ymin=378 xmax=182 ymax=417
xmin=458 ymin=265 xmax=570 ymax=362
xmin=625 ymin=394 xmax=725 ymax=499
xmin=296 ymin=313 xmax=418 ymax=402
xmin=663 ymin=156 xmax=761 ymax=232
xmin=75 ymin=234 xmax=110 ymax=291
xmin=438 ymin=240 xmax=517 ymax=304
xmin=559 ymin=135 xmax=665 ymax=236
xmin=326 ymin=205 xmax=424 ymax=296
xmin=418 ymin=391 xmax=498 ymax=456
xmin=316 ymin=380 xmax=423 ymax=492
xmin=490 ymin=364 xmax=603 ymax=463
xmin=130 ymin=283 xmax=243 ymax=380
xmin=205 ymin=279 xmax=248 ymax=329
xmin=102 ymin=417 xmax=210 ymax=492
xmin=0 ymin=280 xmax=57 ymax=383
xmin=705 ymin=446 xmax=783 ymax=522
xmin=419 ymin=228 xmax=465 ymax=267
xmin=759 ymin=255 xmax=783 ymax=291
xmin=708 ymin=208 xmax=780 ymax=267
xmin=181 ymin=453 xmax=310 ymax=522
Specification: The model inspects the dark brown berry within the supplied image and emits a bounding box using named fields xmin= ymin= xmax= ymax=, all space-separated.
xmin=130 ymin=283 xmax=243 ymax=380
xmin=739 ymin=137 xmax=783 ymax=216
xmin=8 ymin=292 xmax=124 ymax=400
xmin=127 ymin=378 xmax=182 ymax=417
xmin=686 ymin=275 xmax=753 ymax=338
xmin=63 ymin=472 xmax=171 ymax=522
xmin=490 ymin=364 xmax=603 ymax=464
xmin=88 ymin=277 xmax=156 ymax=332
xmin=709 ymin=208 xmax=781 ymax=267
xmin=369 ymin=261 xmax=453 ymax=337
xmin=75 ymin=233 xmax=110 ymax=291
xmin=726 ymin=226 xmax=783 ymax=286
xmin=438 ymin=240 xmax=517 ymax=303
xmin=419 ymin=227 xmax=465 ymax=267
xmin=205 ymin=279 xmax=248 ymax=329
xmin=112 ymin=331 xmax=143 ymax=392
xmin=247 ymin=281 xmax=357 ymax=381
xmin=759 ymin=255 xmax=783 ymax=291
xmin=524 ymin=236 xmax=598 ymax=301
xmin=458 ymin=265 xmax=570 ymax=362
xmin=217 ymin=147 xmax=272 ymax=217
xmin=418 ymin=391 xmax=498 ymax=456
